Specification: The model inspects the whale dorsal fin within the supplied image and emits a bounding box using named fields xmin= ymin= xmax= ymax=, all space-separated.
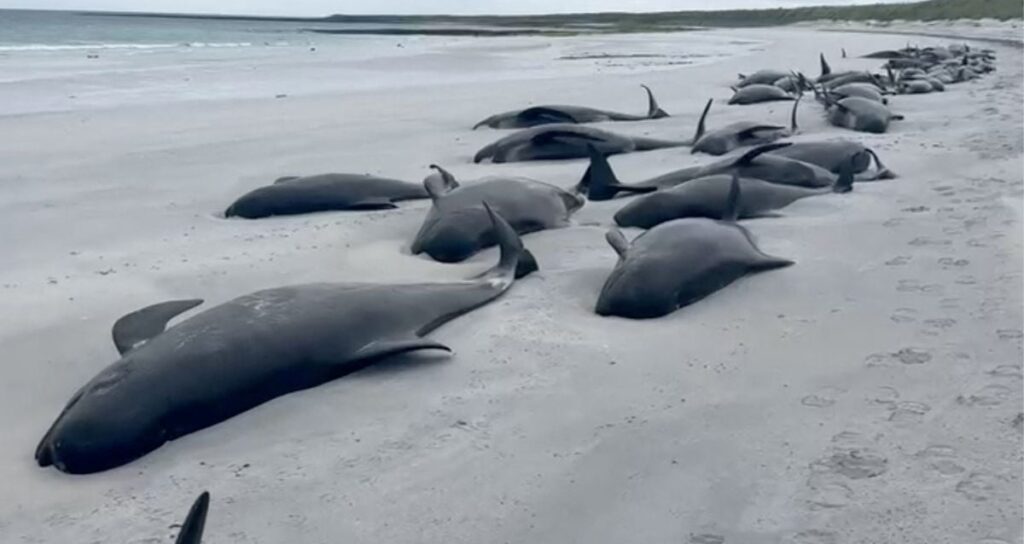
xmin=425 ymin=164 xmax=459 ymax=200
xmin=692 ymin=98 xmax=713 ymax=144
xmin=789 ymin=94 xmax=802 ymax=132
xmin=273 ymin=176 xmax=300 ymax=184
xmin=113 ymin=299 xmax=204 ymax=355
xmin=175 ymin=492 xmax=210 ymax=544
xmin=642 ymin=84 xmax=669 ymax=119
xmin=723 ymin=173 xmax=742 ymax=222
xmin=820 ymin=53 xmax=832 ymax=77
xmin=605 ymin=228 xmax=630 ymax=259
xmin=732 ymin=142 xmax=791 ymax=167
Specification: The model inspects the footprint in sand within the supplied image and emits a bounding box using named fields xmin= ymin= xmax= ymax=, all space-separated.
xmin=893 ymin=348 xmax=931 ymax=365
xmin=805 ymin=480 xmax=853 ymax=510
xmin=869 ymin=386 xmax=900 ymax=406
xmin=811 ymin=446 xmax=888 ymax=480
xmin=987 ymin=364 xmax=1022 ymax=379
xmin=956 ymin=471 xmax=1005 ymax=502
xmin=785 ymin=529 xmax=838 ymax=544
xmin=890 ymin=307 xmax=917 ymax=323
xmin=957 ymin=384 xmax=1013 ymax=407
xmin=689 ymin=534 xmax=725 ymax=544
xmin=908 ymin=237 xmax=951 ymax=247
xmin=954 ymin=275 xmax=978 ymax=285
xmin=938 ymin=257 xmax=970 ymax=267
xmin=915 ymin=445 xmax=966 ymax=476
xmin=888 ymin=401 xmax=931 ymax=423
xmin=896 ymin=280 xmax=943 ymax=294
xmin=802 ymin=394 xmax=836 ymax=408
xmin=996 ymin=329 xmax=1023 ymax=341
xmin=865 ymin=349 xmax=932 ymax=367
xmin=923 ymin=318 xmax=956 ymax=329
xmin=939 ymin=298 xmax=961 ymax=310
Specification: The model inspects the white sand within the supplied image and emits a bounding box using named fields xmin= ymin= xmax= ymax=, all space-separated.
xmin=0 ymin=26 xmax=1020 ymax=544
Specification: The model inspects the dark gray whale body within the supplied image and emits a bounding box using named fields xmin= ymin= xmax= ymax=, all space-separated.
xmin=613 ymin=160 xmax=853 ymax=229
xmin=766 ymin=140 xmax=895 ymax=180
xmin=411 ymin=165 xmax=581 ymax=263
xmin=735 ymin=69 xmax=790 ymax=88
xmin=690 ymin=97 xmax=800 ymax=156
xmin=473 ymin=85 xmax=669 ymax=129
xmin=577 ymin=142 xmax=839 ymax=203
xmin=35 ymin=206 xmax=535 ymax=474
xmin=825 ymin=96 xmax=904 ymax=134
xmin=595 ymin=177 xmax=793 ymax=319
xmin=473 ymin=124 xmax=687 ymax=163
xmin=224 ymin=174 xmax=428 ymax=218
xmin=728 ymin=84 xmax=797 ymax=105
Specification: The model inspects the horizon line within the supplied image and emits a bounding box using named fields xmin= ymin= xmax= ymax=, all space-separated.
xmin=0 ymin=1 xmax=923 ymax=20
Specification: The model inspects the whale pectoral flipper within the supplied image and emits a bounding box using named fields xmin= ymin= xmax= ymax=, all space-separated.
xmin=175 ymin=491 xmax=210 ymax=544
xmin=112 ymin=299 xmax=204 ymax=355
xmin=346 ymin=198 xmax=399 ymax=210
xmin=352 ymin=338 xmax=452 ymax=363
xmin=605 ymin=228 xmax=630 ymax=259
xmin=833 ymin=156 xmax=855 ymax=194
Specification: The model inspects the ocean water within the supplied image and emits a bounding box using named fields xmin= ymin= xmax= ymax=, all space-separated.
xmin=0 ymin=9 xmax=325 ymax=51
xmin=0 ymin=10 xmax=757 ymax=116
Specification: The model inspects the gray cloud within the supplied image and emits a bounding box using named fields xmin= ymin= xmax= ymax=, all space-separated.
xmin=3 ymin=0 xmax=911 ymax=16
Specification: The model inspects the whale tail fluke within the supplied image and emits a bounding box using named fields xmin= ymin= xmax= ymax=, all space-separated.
xmin=577 ymin=145 xmax=656 ymax=201
xmin=475 ymin=202 xmax=538 ymax=286
xmin=866 ymin=148 xmax=896 ymax=179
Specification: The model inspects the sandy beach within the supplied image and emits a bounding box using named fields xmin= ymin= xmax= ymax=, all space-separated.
xmin=0 ymin=22 xmax=1021 ymax=544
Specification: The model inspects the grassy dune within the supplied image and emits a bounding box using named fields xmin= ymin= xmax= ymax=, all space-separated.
xmin=323 ymin=0 xmax=1023 ymax=29
xmin=89 ymin=0 xmax=1023 ymax=35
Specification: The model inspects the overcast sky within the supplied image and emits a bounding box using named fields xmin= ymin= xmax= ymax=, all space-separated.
xmin=1 ymin=0 xmax=911 ymax=16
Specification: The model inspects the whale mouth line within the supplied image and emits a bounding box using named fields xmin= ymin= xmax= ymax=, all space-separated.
xmin=36 ymin=442 xmax=54 ymax=467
